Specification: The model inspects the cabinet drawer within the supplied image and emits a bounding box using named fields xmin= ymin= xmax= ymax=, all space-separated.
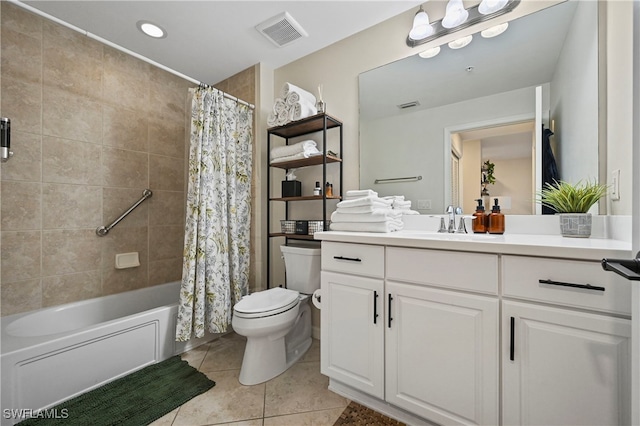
xmin=386 ymin=247 xmax=498 ymax=295
xmin=321 ymin=242 xmax=384 ymax=278
xmin=503 ymin=255 xmax=632 ymax=315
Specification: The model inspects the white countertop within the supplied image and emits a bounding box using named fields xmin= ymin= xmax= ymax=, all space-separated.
xmin=314 ymin=230 xmax=632 ymax=261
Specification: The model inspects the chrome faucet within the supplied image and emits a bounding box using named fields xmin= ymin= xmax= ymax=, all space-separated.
xmin=446 ymin=205 xmax=456 ymax=233
xmin=445 ymin=206 xmax=468 ymax=234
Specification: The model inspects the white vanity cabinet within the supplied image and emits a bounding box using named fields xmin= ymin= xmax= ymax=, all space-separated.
xmin=320 ymin=242 xmax=385 ymax=399
xmin=502 ymin=255 xmax=633 ymax=426
xmin=318 ymin=235 xmax=633 ymax=425
xmin=385 ymin=248 xmax=499 ymax=425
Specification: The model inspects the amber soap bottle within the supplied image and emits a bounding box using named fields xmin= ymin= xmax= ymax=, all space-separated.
xmin=472 ymin=199 xmax=487 ymax=233
xmin=488 ymin=198 xmax=505 ymax=234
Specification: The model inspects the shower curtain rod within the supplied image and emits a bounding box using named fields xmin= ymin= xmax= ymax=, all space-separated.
xmin=8 ymin=0 xmax=255 ymax=110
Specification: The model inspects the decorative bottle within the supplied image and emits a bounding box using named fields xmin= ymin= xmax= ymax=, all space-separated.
xmin=488 ymin=198 xmax=505 ymax=234
xmin=472 ymin=199 xmax=487 ymax=233
xmin=314 ymin=181 xmax=321 ymax=196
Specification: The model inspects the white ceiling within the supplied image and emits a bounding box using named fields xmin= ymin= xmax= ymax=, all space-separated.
xmin=21 ymin=0 xmax=423 ymax=85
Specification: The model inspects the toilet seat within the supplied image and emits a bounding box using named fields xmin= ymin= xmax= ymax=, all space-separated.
xmin=234 ymin=287 xmax=299 ymax=319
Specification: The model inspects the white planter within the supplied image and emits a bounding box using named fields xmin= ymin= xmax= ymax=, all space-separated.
xmin=558 ymin=213 xmax=592 ymax=238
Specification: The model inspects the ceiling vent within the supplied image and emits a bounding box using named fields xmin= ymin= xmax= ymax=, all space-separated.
xmin=256 ymin=12 xmax=308 ymax=47
xmin=397 ymin=101 xmax=420 ymax=109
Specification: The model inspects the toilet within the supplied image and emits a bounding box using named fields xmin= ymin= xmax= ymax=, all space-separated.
xmin=232 ymin=245 xmax=321 ymax=385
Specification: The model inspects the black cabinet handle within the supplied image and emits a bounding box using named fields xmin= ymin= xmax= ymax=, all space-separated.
xmin=602 ymin=252 xmax=640 ymax=281
xmin=388 ymin=294 xmax=393 ymax=328
xmin=538 ymin=279 xmax=605 ymax=292
xmin=373 ymin=291 xmax=379 ymax=324
xmin=510 ymin=316 xmax=515 ymax=361
xmin=333 ymin=256 xmax=361 ymax=262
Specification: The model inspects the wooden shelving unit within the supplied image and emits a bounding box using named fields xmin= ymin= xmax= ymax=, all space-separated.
xmin=267 ymin=113 xmax=343 ymax=288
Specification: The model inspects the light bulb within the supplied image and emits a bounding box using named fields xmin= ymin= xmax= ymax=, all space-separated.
xmin=481 ymin=22 xmax=509 ymax=38
xmin=478 ymin=0 xmax=509 ymax=15
xmin=409 ymin=7 xmax=435 ymax=40
xmin=448 ymin=35 xmax=473 ymax=50
xmin=418 ymin=46 xmax=441 ymax=59
xmin=442 ymin=0 xmax=469 ymax=29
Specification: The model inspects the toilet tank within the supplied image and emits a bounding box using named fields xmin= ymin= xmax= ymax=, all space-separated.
xmin=280 ymin=245 xmax=321 ymax=294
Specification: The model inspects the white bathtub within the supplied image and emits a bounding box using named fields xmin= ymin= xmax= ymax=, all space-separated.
xmin=0 ymin=281 xmax=216 ymax=425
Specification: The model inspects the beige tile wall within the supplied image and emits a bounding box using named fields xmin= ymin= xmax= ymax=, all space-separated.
xmin=0 ymin=3 xmax=197 ymax=316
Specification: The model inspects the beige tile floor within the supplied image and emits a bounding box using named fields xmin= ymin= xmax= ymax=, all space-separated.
xmin=150 ymin=333 xmax=349 ymax=426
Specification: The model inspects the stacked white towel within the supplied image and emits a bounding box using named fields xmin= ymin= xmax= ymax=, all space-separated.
xmin=330 ymin=190 xmax=403 ymax=233
xmin=267 ymin=83 xmax=318 ymax=127
xmin=270 ymin=139 xmax=321 ymax=164
xmin=382 ymin=195 xmax=420 ymax=215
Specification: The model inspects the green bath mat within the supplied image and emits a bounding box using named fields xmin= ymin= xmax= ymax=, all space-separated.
xmin=18 ymin=356 xmax=215 ymax=426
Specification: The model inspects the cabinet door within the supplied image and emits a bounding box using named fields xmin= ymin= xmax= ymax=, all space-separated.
xmin=320 ymin=271 xmax=384 ymax=399
xmin=386 ymin=281 xmax=499 ymax=425
xmin=503 ymin=300 xmax=631 ymax=426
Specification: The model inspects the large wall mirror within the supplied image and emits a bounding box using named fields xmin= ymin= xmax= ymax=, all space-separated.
xmin=359 ymin=0 xmax=600 ymax=215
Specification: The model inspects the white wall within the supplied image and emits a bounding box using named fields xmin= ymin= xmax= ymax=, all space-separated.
xmin=360 ymin=86 xmax=539 ymax=213
xmin=606 ymin=0 xmax=634 ymax=215
xmin=551 ymin=0 xmax=599 ymax=184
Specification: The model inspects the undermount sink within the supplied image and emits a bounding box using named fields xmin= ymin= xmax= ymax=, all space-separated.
xmin=398 ymin=231 xmax=500 ymax=241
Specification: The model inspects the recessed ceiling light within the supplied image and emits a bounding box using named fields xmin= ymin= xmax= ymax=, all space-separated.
xmin=136 ymin=20 xmax=166 ymax=39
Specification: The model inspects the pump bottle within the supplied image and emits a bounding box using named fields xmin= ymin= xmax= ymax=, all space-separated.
xmin=472 ymin=199 xmax=487 ymax=233
xmin=488 ymin=198 xmax=505 ymax=234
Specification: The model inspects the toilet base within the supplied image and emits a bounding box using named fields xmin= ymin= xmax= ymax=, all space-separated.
xmin=238 ymin=301 xmax=312 ymax=385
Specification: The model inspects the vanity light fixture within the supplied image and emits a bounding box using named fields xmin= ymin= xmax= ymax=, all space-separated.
xmin=418 ymin=46 xmax=441 ymax=59
xmin=442 ymin=0 xmax=469 ymax=29
xmin=408 ymin=6 xmax=435 ymax=41
xmin=448 ymin=35 xmax=473 ymax=50
xmin=478 ymin=0 xmax=509 ymax=15
xmin=136 ymin=20 xmax=166 ymax=39
xmin=481 ymin=22 xmax=509 ymax=38
xmin=407 ymin=0 xmax=520 ymax=48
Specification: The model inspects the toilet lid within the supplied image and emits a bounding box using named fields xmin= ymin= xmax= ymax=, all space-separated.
xmin=234 ymin=287 xmax=299 ymax=315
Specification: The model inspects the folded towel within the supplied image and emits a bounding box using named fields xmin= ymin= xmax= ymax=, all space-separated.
xmin=277 ymin=109 xmax=289 ymax=126
xmin=273 ymin=98 xmax=287 ymax=114
xmin=393 ymin=200 xmax=412 ymax=209
xmin=333 ymin=206 xmax=393 ymax=214
xmin=382 ymin=195 xmax=405 ymax=202
xmin=336 ymin=196 xmax=393 ymax=209
xmin=270 ymin=150 xmax=322 ymax=164
xmin=330 ymin=221 xmax=404 ymax=233
xmin=331 ymin=210 xmax=402 ymax=223
xmin=400 ymin=209 xmax=420 ymax=215
xmin=289 ymin=99 xmax=317 ymax=121
xmin=345 ymin=189 xmax=378 ymax=200
xmin=271 ymin=140 xmax=317 ymax=160
xmin=267 ymin=112 xmax=277 ymax=127
xmin=280 ymin=82 xmax=317 ymax=107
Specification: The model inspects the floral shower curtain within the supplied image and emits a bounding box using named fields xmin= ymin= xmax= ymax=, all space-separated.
xmin=176 ymin=86 xmax=253 ymax=341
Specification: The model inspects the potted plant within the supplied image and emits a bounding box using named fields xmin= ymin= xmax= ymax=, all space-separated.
xmin=537 ymin=179 xmax=608 ymax=237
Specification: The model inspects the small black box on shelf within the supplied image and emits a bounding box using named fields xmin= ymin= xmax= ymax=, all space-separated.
xmin=295 ymin=220 xmax=309 ymax=235
xmin=281 ymin=180 xmax=301 ymax=197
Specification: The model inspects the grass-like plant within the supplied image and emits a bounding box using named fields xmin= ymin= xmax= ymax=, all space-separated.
xmin=537 ymin=179 xmax=608 ymax=213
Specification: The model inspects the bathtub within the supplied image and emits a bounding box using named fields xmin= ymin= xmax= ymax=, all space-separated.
xmin=0 ymin=281 xmax=216 ymax=425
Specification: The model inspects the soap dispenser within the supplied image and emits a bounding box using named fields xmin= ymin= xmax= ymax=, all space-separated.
xmin=472 ymin=199 xmax=487 ymax=233
xmin=488 ymin=198 xmax=505 ymax=234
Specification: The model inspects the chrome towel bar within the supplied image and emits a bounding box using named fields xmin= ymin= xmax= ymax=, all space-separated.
xmin=374 ymin=175 xmax=422 ymax=184
xmin=96 ymin=189 xmax=152 ymax=236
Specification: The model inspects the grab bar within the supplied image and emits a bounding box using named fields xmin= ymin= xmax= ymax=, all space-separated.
xmin=96 ymin=189 xmax=152 ymax=236
xmin=374 ymin=175 xmax=422 ymax=184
